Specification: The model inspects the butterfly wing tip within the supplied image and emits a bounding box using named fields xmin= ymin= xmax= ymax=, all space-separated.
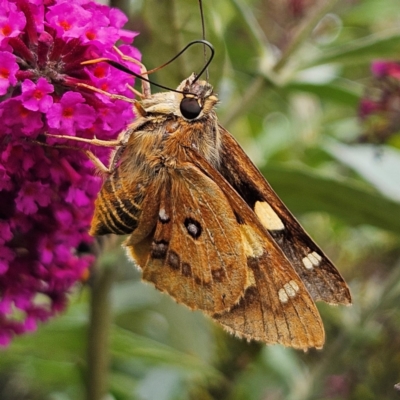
xmin=322 ymin=297 xmax=352 ymax=306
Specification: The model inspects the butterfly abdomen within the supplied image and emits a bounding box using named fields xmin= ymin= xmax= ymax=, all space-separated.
xmin=90 ymin=168 xmax=143 ymax=236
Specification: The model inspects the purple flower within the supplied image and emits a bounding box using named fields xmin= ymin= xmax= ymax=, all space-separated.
xmin=80 ymin=8 xmax=119 ymax=47
xmin=21 ymin=78 xmax=54 ymax=112
xmin=0 ymin=7 xmax=26 ymax=45
xmin=0 ymin=51 xmax=18 ymax=95
xmin=358 ymin=59 xmax=400 ymax=143
xmin=2 ymin=98 xmax=44 ymax=136
xmin=46 ymin=3 xmax=92 ymax=39
xmin=47 ymin=92 xmax=96 ymax=135
xmin=371 ymin=60 xmax=400 ymax=79
xmin=0 ymin=0 xmax=140 ymax=345
xmin=359 ymin=98 xmax=380 ymax=119
xmin=0 ymin=246 xmax=14 ymax=274
xmin=15 ymin=181 xmax=52 ymax=214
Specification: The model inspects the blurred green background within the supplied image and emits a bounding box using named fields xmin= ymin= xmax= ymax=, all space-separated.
xmin=2 ymin=0 xmax=400 ymax=399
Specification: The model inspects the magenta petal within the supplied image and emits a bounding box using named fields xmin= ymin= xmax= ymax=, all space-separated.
xmin=108 ymin=7 xmax=128 ymax=28
xmin=0 ymin=259 xmax=9 ymax=274
xmin=0 ymin=10 xmax=26 ymax=45
xmin=23 ymin=317 xmax=37 ymax=332
xmin=66 ymin=187 xmax=90 ymax=207
xmin=22 ymin=77 xmax=54 ymax=112
xmin=0 ymin=0 xmax=141 ymax=347
xmin=371 ymin=60 xmax=388 ymax=77
xmin=46 ymin=3 xmax=91 ymax=39
xmin=0 ymin=51 xmax=18 ymax=95
xmin=0 ymin=332 xmax=11 ymax=347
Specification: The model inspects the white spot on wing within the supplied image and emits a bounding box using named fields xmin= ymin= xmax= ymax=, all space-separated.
xmin=289 ymin=280 xmax=299 ymax=292
xmin=308 ymin=253 xmax=320 ymax=266
xmin=284 ymin=280 xmax=299 ymax=297
xmin=302 ymin=256 xmax=314 ymax=270
xmin=187 ymin=222 xmax=199 ymax=237
xmin=279 ymin=280 xmax=299 ymax=303
xmin=159 ymin=208 xmax=169 ymax=222
xmin=278 ymin=288 xmax=289 ymax=303
xmin=254 ymin=201 xmax=285 ymax=231
xmin=312 ymin=251 xmax=322 ymax=262
xmin=302 ymin=252 xmax=322 ymax=269
xmin=246 ymin=269 xmax=256 ymax=287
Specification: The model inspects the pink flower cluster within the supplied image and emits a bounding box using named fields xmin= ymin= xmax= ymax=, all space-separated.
xmin=0 ymin=0 xmax=140 ymax=345
xmin=359 ymin=60 xmax=400 ymax=144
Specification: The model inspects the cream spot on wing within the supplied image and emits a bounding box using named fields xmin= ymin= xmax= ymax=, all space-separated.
xmin=254 ymin=201 xmax=285 ymax=231
xmin=284 ymin=280 xmax=299 ymax=298
xmin=289 ymin=280 xmax=299 ymax=292
xmin=240 ymin=224 xmax=263 ymax=257
xmin=246 ymin=268 xmax=256 ymax=288
xmin=241 ymin=237 xmax=254 ymax=258
xmin=302 ymin=256 xmax=314 ymax=270
xmin=312 ymin=251 xmax=322 ymax=262
xmin=279 ymin=281 xmax=299 ymax=303
xmin=302 ymin=252 xmax=323 ymax=270
xmin=308 ymin=252 xmax=320 ymax=266
xmin=159 ymin=208 xmax=170 ymax=222
xmin=278 ymin=288 xmax=289 ymax=303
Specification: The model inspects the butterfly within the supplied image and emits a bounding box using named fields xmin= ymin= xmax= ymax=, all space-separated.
xmin=74 ymin=67 xmax=352 ymax=350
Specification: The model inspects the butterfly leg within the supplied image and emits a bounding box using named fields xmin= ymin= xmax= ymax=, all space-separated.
xmin=44 ymin=133 xmax=123 ymax=147
xmin=83 ymin=149 xmax=111 ymax=173
xmin=44 ymin=122 xmax=134 ymax=172
xmin=31 ymin=139 xmax=112 ymax=173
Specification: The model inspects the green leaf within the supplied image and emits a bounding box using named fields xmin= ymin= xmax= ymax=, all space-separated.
xmin=284 ymin=82 xmax=361 ymax=106
xmin=112 ymin=281 xmax=162 ymax=315
xmin=324 ymin=142 xmax=400 ymax=202
xmin=135 ymin=368 xmax=185 ymax=400
xmin=306 ymin=29 xmax=400 ymax=67
xmin=261 ymin=164 xmax=400 ymax=234
xmin=109 ymin=371 xmax=138 ymax=399
xmin=111 ymin=327 xmax=222 ymax=384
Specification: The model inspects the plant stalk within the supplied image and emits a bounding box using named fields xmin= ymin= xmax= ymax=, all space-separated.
xmin=86 ymin=239 xmax=117 ymax=400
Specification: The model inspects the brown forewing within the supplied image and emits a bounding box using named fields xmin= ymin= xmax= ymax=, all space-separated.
xmin=185 ymin=147 xmax=325 ymax=350
xmin=217 ymin=126 xmax=351 ymax=306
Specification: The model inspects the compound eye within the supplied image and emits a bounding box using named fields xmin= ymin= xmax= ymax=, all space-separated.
xmin=180 ymin=97 xmax=201 ymax=120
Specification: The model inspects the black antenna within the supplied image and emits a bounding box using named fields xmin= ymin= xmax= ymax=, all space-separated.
xmin=104 ymin=40 xmax=214 ymax=94
xmin=198 ymin=0 xmax=209 ymax=81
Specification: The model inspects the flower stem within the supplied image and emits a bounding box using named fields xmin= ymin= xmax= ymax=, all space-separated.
xmin=86 ymin=239 xmax=117 ymax=400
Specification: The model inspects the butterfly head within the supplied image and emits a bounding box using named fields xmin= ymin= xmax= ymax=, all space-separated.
xmin=177 ymin=74 xmax=218 ymax=121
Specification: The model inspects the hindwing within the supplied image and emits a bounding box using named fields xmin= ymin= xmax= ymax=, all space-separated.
xmin=125 ymin=164 xmax=249 ymax=314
